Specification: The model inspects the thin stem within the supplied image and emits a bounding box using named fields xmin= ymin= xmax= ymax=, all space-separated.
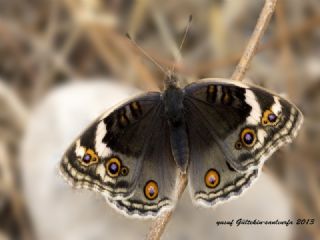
xmin=146 ymin=0 xmax=278 ymax=239
xmin=146 ymin=173 xmax=187 ymax=240
xmin=275 ymin=1 xmax=296 ymax=98
xmin=231 ymin=0 xmax=278 ymax=81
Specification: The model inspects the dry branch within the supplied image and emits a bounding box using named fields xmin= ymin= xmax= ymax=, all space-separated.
xmin=146 ymin=0 xmax=278 ymax=239
xmin=146 ymin=173 xmax=187 ymax=240
xmin=137 ymin=14 xmax=320 ymax=76
xmin=231 ymin=0 xmax=278 ymax=81
xmin=275 ymin=1 xmax=296 ymax=98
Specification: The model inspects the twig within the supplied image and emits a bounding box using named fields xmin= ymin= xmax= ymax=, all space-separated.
xmin=146 ymin=0 xmax=278 ymax=239
xmin=275 ymin=1 xmax=296 ymax=98
xmin=0 ymin=82 xmax=33 ymax=239
xmin=231 ymin=0 xmax=278 ymax=81
xmin=130 ymin=14 xmax=319 ymax=76
xmin=0 ymin=81 xmax=28 ymax=130
xmin=146 ymin=173 xmax=187 ymax=240
xmin=127 ymin=0 xmax=150 ymax=37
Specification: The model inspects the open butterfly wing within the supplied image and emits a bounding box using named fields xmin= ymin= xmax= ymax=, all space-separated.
xmin=60 ymin=92 xmax=179 ymax=217
xmin=184 ymin=78 xmax=303 ymax=205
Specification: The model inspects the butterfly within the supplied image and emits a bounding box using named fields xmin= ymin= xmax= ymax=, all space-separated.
xmin=59 ymin=74 xmax=303 ymax=218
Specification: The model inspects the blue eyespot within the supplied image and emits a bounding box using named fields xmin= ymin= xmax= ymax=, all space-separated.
xmin=205 ymin=169 xmax=220 ymax=188
xmin=144 ymin=180 xmax=158 ymax=200
xmin=109 ymin=163 xmax=119 ymax=174
xmin=268 ymin=113 xmax=277 ymax=122
xmin=81 ymin=149 xmax=98 ymax=165
xmin=240 ymin=128 xmax=256 ymax=147
xmin=83 ymin=154 xmax=91 ymax=163
xmin=106 ymin=157 xmax=122 ymax=177
xmin=244 ymin=132 xmax=254 ymax=144
xmin=262 ymin=110 xmax=279 ymax=126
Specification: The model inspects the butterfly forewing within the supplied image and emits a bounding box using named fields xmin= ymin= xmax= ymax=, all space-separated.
xmin=184 ymin=79 xmax=303 ymax=172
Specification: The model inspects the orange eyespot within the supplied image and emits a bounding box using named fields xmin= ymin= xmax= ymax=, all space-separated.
xmin=106 ymin=157 xmax=122 ymax=177
xmin=235 ymin=141 xmax=242 ymax=150
xmin=205 ymin=169 xmax=220 ymax=188
xmin=144 ymin=180 xmax=159 ymax=200
xmin=240 ymin=128 xmax=256 ymax=147
xmin=261 ymin=109 xmax=279 ymax=126
xmin=121 ymin=166 xmax=129 ymax=176
xmin=81 ymin=149 xmax=98 ymax=166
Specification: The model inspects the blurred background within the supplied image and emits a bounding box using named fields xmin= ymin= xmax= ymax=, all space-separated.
xmin=0 ymin=0 xmax=319 ymax=239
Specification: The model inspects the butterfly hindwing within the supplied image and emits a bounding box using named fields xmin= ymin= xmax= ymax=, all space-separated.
xmin=184 ymin=78 xmax=303 ymax=173
xmin=108 ymin=114 xmax=179 ymax=217
xmin=185 ymin=104 xmax=259 ymax=205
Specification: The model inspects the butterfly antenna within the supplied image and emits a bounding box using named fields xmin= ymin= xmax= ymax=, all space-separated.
xmin=170 ymin=14 xmax=193 ymax=74
xmin=126 ymin=33 xmax=167 ymax=74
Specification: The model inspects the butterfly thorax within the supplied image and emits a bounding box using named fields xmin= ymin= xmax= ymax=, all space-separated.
xmin=163 ymin=85 xmax=184 ymax=127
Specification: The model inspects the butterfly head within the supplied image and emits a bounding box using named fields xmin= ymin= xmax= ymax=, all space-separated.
xmin=164 ymin=71 xmax=180 ymax=89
